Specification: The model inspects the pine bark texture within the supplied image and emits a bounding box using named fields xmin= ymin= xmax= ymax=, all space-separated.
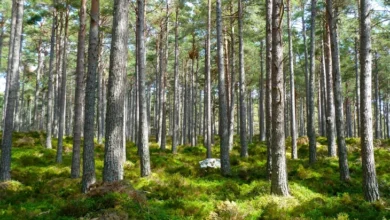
xmin=71 ymin=0 xmax=87 ymax=179
xmin=216 ymin=0 xmax=231 ymax=176
xmin=138 ymin=0 xmax=151 ymax=177
xmin=82 ymin=0 xmax=99 ymax=193
xmin=359 ymin=0 xmax=380 ymax=202
xmin=265 ymin=0 xmax=272 ymax=179
xmin=271 ymin=0 xmax=289 ymax=196
xmin=103 ymin=0 xmax=129 ymax=182
xmin=0 ymin=0 xmax=24 ymax=181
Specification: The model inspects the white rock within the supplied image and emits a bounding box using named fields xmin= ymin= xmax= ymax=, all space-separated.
xmin=199 ymin=158 xmax=221 ymax=169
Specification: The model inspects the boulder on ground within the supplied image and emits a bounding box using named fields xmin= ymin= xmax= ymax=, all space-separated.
xmin=199 ymin=158 xmax=221 ymax=169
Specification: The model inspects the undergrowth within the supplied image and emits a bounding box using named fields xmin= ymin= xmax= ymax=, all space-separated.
xmin=0 ymin=132 xmax=389 ymax=219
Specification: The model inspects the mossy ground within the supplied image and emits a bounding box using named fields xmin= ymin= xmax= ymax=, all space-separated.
xmin=0 ymin=132 xmax=389 ymax=219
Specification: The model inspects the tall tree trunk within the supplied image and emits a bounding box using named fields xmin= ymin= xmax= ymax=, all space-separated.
xmin=103 ymin=0 xmax=129 ymax=182
xmin=0 ymin=0 xmax=24 ymax=181
xmin=33 ymin=34 xmax=43 ymax=130
xmin=82 ymin=0 xmax=99 ymax=192
xmin=374 ymin=53 xmax=380 ymax=139
xmin=97 ymin=31 xmax=105 ymax=144
xmin=217 ymin=0 xmax=231 ymax=175
xmin=238 ymin=0 xmax=248 ymax=157
xmin=45 ymin=2 xmax=57 ymax=149
xmin=71 ymin=0 xmax=87 ymax=179
xmin=359 ymin=0 xmax=380 ymax=201
xmin=56 ymin=5 xmax=69 ymax=164
xmin=259 ymin=41 xmax=265 ymax=141
xmin=326 ymin=3 xmax=350 ymax=181
xmin=172 ymin=5 xmax=180 ymax=154
xmin=324 ymin=19 xmax=336 ymax=157
xmin=301 ymin=0 xmax=309 ymax=137
xmin=271 ymin=0 xmax=289 ymax=196
xmin=228 ymin=1 xmax=236 ymax=151
xmin=354 ymin=37 xmax=360 ymax=136
xmin=265 ymin=0 xmax=272 ymax=179
xmin=308 ymin=0 xmax=317 ymax=164
xmin=287 ymin=0 xmax=297 ymax=159
xmin=205 ymin=0 xmax=212 ymax=158
xmin=137 ymin=0 xmax=151 ymax=177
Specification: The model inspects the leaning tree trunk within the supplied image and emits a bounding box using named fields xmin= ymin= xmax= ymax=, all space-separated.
xmin=326 ymin=3 xmax=350 ymax=181
xmin=0 ymin=0 xmax=24 ymax=181
xmin=238 ymin=0 xmax=248 ymax=158
xmin=308 ymin=0 xmax=317 ymax=164
xmin=270 ymin=0 xmax=289 ymax=196
xmin=359 ymin=0 xmax=380 ymax=202
xmin=216 ymin=0 xmax=231 ymax=176
xmin=71 ymin=0 xmax=87 ymax=179
xmin=103 ymin=0 xmax=129 ymax=182
xmin=82 ymin=0 xmax=99 ymax=193
xmin=56 ymin=5 xmax=69 ymax=164
xmin=265 ymin=0 xmax=272 ymax=180
xmin=137 ymin=0 xmax=151 ymax=177
xmin=287 ymin=0 xmax=297 ymax=159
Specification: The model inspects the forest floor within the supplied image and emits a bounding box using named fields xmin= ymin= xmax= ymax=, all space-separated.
xmin=0 ymin=132 xmax=389 ymax=219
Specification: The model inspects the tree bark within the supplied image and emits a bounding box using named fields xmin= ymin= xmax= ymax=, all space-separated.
xmin=217 ymin=0 xmax=231 ymax=176
xmin=271 ymin=0 xmax=289 ymax=196
xmin=308 ymin=0 xmax=317 ymax=164
xmin=238 ymin=0 xmax=248 ymax=157
xmin=137 ymin=0 xmax=151 ymax=177
xmin=56 ymin=5 xmax=69 ymax=164
xmin=359 ymin=0 xmax=380 ymax=202
xmin=205 ymin=0 xmax=212 ymax=158
xmin=326 ymin=3 xmax=350 ymax=181
xmin=82 ymin=0 xmax=99 ymax=192
xmin=287 ymin=0 xmax=297 ymax=159
xmin=265 ymin=0 xmax=272 ymax=179
xmin=103 ymin=0 xmax=129 ymax=182
xmin=0 ymin=0 xmax=24 ymax=181
xmin=259 ymin=41 xmax=265 ymax=141
xmin=71 ymin=0 xmax=87 ymax=179
xmin=172 ymin=5 xmax=180 ymax=154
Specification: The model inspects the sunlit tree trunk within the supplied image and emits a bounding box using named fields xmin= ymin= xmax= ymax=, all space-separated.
xmin=103 ymin=0 xmax=129 ymax=182
xmin=71 ymin=0 xmax=87 ymax=179
xmin=265 ymin=0 xmax=272 ymax=179
xmin=359 ymin=0 xmax=380 ymax=202
xmin=0 ymin=0 xmax=24 ymax=181
xmin=271 ymin=0 xmax=289 ymax=196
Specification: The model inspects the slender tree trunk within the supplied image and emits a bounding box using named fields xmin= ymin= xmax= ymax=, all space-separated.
xmin=33 ymin=35 xmax=43 ymax=130
xmin=56 ymin=5 xmax=69 ymax=164
xmin=308 ymin=0 xmax=317 ymax=164
xmin=374 ymin=53 xmax=380 ymax=139
xmin=103 ymin=0 xmax=129 ymax=182
xmin=0 ymin=0 xmax=24 ymax=181
xmin=354 ymin=37 xmax=360 ymax=136
xmin=271 ymin=0 xmax=289 ymax=196
xmin=82 ymin=0 xmax=99 ymax=192
xmin=265 ymin=0 xmax=272 ymax=179
xmin=205 ymin=0 xmax=212 ymax=158
xmin=238 ymin=0 xmax=248 ymax=157
xmin=137 ymin=0 xmax=151 ymax=177
xmin=71 ymin=0 xmax=87 ymax=179
xmin=217 ymin=0 xmax=231 ymax=175
xmin=287 ymin=0 xmax=297 ymax=159
xmin=326 ymin=3 xmax=350 ymax=181
xmin=259 ymin=41 xmax=265 ymax=141
xmin=324 ymin=20 xmax=336 ymax=157
xmin=228 ymin=2 xmax=236 ymax=151
xmin=97 ymin=31 xmax=105 ymax=144
xmin=45 ymin=3 xmax=57 ymax=149
xmin=301 ymin=0 xmax=309 ymax=137
xmin=359 ymin=0 xmax=380 ymax=201
xmin=172 ymin=5 xmax=180 ymax=154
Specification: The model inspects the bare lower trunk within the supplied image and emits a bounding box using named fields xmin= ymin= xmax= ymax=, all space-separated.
xmin=265 ymin=0 xmax=272 ymax=179
xmin=217 ymin=0 xmax=231 ymax=175
xmin=359 ymin=0 xmax=380 ymax=202
xmin=103 ymin=0 xmax=129 ymax=182
xmin=82 ymin=0 xmax=99 ymax=192
xmin=71 ymin=0 xmax=87 ymax=179
xmin=271 ymin=0 xmax=289 ymax=196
